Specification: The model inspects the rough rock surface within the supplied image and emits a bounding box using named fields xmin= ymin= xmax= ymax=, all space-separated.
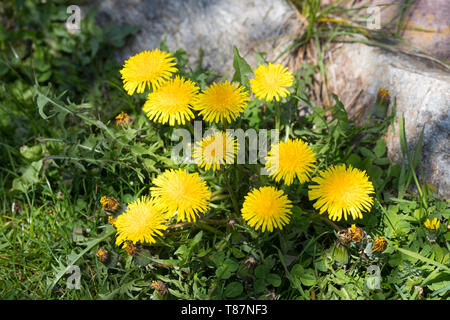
xmin=323 ymin=0 xmax=450 ymax=62
xmin=400 ymin=0 xmax=450 ymax=63
xmin=91 ymin=0 xmax=300 ymax=75
xmin=326 ymin=42 xmax=450 ymax=199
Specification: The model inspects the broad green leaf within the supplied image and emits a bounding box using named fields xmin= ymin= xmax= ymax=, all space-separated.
xmin=266 ymin=273 xmax=282 ymax=287
xmin=224 ymin=281 xmax=243 ymax=298
xmin=291 ymin=264 xmax=316 ymax=287
xmin=255 ymin=264 xmax=270 ymax=278
xmin=216 ymin=258 xmax=239 ymax=280
xmin=374 ymin=139 xmax=386 ymax=157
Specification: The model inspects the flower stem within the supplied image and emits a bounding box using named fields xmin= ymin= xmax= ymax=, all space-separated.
xmin=319 ymin=216 xmax=342 ymax=231
xmin=201 ymin=217 xmax=228 ymax=225
xmin=275 ymin=102 xmax=281 ymax=131
xmin=186 ymin=121 xmax=195 ymax=135
xmin=166 ymin=218 xmax=227 ymax=230
xmin=221 ymin=166 xmax=240 ymax=216
xmin=195 ymin=222 xmax=224 ymax=235
xmin=284 ymin=122 xmax=290 ymax=142
xmin=167 ymin=221 xmax=192 ymax=230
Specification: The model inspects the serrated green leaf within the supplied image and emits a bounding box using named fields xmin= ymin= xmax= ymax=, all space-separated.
xmin=231 ymin=46 xmax=253 ymax=87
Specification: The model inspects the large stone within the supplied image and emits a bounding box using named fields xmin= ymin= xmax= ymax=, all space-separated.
xmin=320 ymin=0 xmax=450 ymax=62
xmin=326 ymin=42 xmax=450 ymax=199
xmin=401 ymin=0 xmax=450 ymax=63
xmin=90 ymin=0 xmax=300 ymax=75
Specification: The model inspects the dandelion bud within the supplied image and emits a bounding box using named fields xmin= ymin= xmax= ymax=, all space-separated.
xmin=424 ymin=218 xmax=440 ymax=232
xmin=227 ymin=218 xmax=238 ymax=229
xmin=333 ymin=240 xmax=349 ymax=266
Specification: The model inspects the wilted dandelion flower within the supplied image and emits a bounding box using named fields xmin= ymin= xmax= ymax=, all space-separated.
xmin=100 ymin=196 xmax=120 ymax=212
xmin=152 ymin=280 xmax=168 ymax=295
xmin=371 ymin=236 xmax=388 ymax=253
xmin=308 ymin=164 xmax=374 ymax=221
xmin=143 ymin=76 xmax=199 ymax=126
xmin=424 ymin=218 xmax=440 ymax=231
xmin=193 ymin=131 xmax=238 ymax=171
xmin=115 ymin=196 xmax=168 ymax=246
xmin=193 ymin=81 xmax=249 ymax=124
xmin=150 ymin=169 xmax=211 ymax=222
xmin=120 ymin=49 xmax=177 ymax=95
xmin=96 ymin=248 xmax=109 ymax=263
xmin=115 ymin=111 xmax=131 ymax=126
xmin=337 ymin=229 xmax=352 ymax=244
xmin=123 ymin=241 xmax=138 ymax=256
xmin=349 ymin=224 xmax=365 ymax=242
xmin=241 ymin=186 xmax=293 ymax=232
xmin=265 ymin=138 xmax=316 ymax=186
xmin=250 ymin=63 xmax=293 ymax=102
xmin=108 ymin=216 xmax=117 ymax=228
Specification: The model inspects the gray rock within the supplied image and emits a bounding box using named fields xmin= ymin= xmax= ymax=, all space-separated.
xmin=326 ymin=42 xmax=450 ymax=199
xmin=90 ymin=0 xmax=300 ymax=74
xmin=320 ymin=0 xmax=450 ymax=62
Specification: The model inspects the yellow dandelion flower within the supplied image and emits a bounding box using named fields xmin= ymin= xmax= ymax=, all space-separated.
xmin=193 ymin=81 xmax=249 ymax=124
xmin=150 ymin=169 xmax=211 ymax=222
xmin=378 ymin=88 xmax=390 ymax=103
xmin=308 ymin=164 xmax=375 ymax=221
xmin=424 ymin=218 xmax=440 ymax=231
xmin=120 ymin=49 xmax=177 ymax=95
xmin=143 ymin=76 xmax=199 ymax=126
xmin=250 ymin=63 xmax=293 ymax=102
xmin=265 ymin=138 xmax=317 ymax=186
xmin=193 ymin=131 xmax=238 ymax=171
xmin=371 ymin=236 xmax=387 ymax=253
xmin=241 ymin=186 xmax=293 ymax=232
xmin=115 ymin=196 xmax=168 ymax=246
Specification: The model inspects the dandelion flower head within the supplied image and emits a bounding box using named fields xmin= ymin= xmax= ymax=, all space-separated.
xmin=241 ymin=186 xmax=293 ymax=232
xmin=120 ymin=49 xmax=177 ymax=95
xmin=308 ymin=164 xmax=374 ymax=221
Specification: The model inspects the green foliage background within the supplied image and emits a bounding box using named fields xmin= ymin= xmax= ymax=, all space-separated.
xmin=0 ymin=0 xmax=448 ymax=300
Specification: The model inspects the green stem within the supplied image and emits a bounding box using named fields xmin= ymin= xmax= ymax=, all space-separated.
xmin=195 ymin=222 xmax=224 ymax=236
xmin=221 ymin=167 xmax=240 ymax=216
xmin=200 ymin=218 xmax=228 ymax=225
xmin=284 ymin=122 xmax=290 ymax=142
xmin=275 ymin=102 xmax=281 ymax=131
xmin=211 ymin=194 xmax=230 ymax=202
xmin=318 ymin=216 xmax=341 ymax=232
xmin=186 ymin=121 xmax=195 ymax=136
